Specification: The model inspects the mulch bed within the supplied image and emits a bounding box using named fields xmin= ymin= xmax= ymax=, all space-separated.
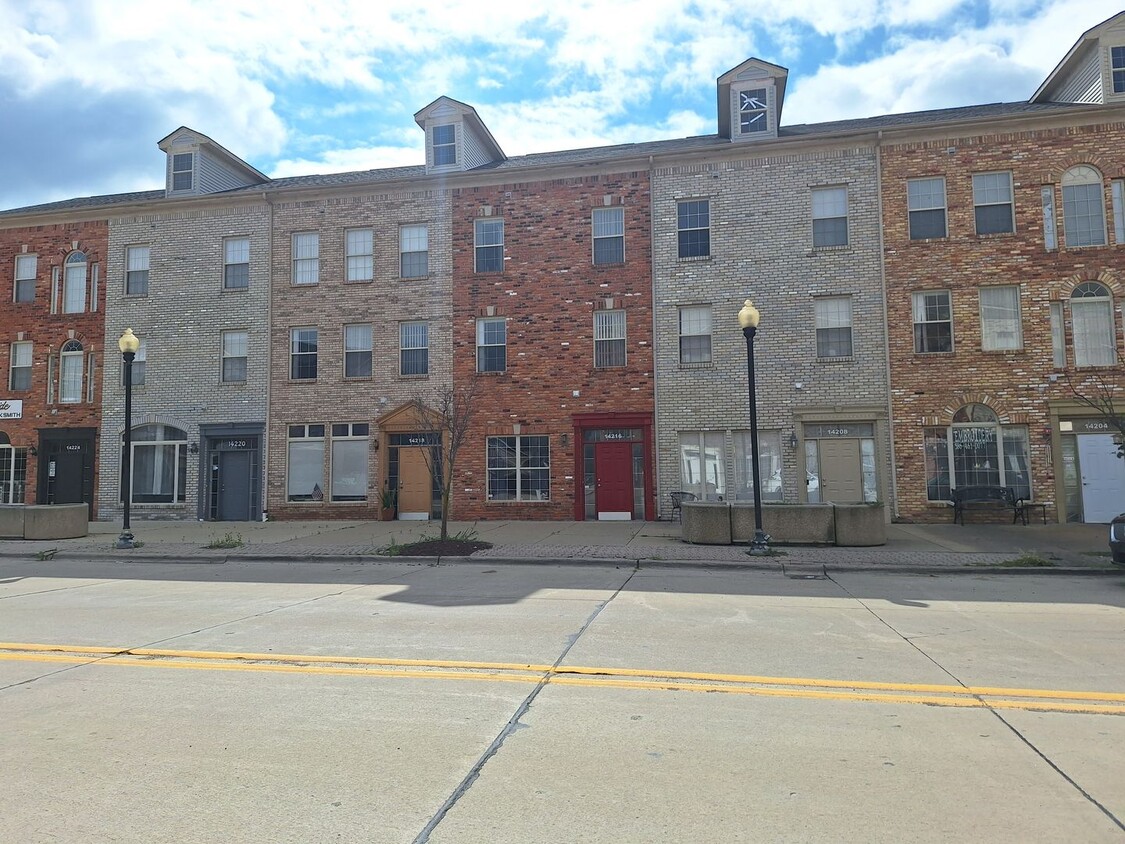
xmin=387 ymin=539 xmax=493 ymax=557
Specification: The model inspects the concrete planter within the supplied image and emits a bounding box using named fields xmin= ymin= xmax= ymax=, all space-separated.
xmin=731 ymin=503 xmax=836 ymax=545
xmin=0 ymin=504 xmax=89 ymax=540
xmin=681 ymin=502 xmax=732 ymax=545
xmin=833 ymin=503 xmax=887 ymax=547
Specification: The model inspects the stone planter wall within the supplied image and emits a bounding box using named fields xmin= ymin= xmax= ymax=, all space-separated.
xmin=683 ymin=502 xmax=886 ymax=547
xmin=0 ymin=504 xmax=89 ymax=540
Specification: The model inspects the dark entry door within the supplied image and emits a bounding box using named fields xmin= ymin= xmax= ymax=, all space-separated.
xmin=595 ymin=442 xmax=634 ymax=518
xmin=38 ymin=431 xmax=96 ymax=519
xmin=217 ymin=450 xmax=252 ymax=521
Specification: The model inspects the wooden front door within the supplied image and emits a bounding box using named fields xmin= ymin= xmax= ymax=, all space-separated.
xmin=819 ymin=439 xmax=863 ymax=503
xmin=595 ymin=442 xmax=633 ymax=519
xmin=397 ymin=447 xmax=432 ymax=519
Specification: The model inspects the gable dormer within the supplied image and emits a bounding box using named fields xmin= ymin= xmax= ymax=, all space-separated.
xmin=414 ymin=96 xmax=506 ymax=175
xmin=1031 ymin=11 xmax=1125 ymax=105
xmin=157 ymin=127 xmax=269 ymax=198
xmin=717 ymin=58 xmax=788 ymax=142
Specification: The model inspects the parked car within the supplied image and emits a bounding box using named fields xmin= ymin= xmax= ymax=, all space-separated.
xmin=1110 ymin=514 xmax=1125 ymax=566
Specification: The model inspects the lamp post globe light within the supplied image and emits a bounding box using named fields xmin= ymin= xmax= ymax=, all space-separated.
xmin=116 ymin=328 xmax=141 ymax=550
xmin=737 ymin=300 xmax=770 ymax=554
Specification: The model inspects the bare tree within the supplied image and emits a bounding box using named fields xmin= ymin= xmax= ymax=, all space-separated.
xmin=1065 ymin=369 xmax=1125 ymax=457
xmin=410 ymin=376 xmax=482 ymax=541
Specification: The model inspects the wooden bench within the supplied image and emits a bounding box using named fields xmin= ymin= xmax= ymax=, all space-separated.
xmin=950 ymin=486 xmax=1020 ymax=525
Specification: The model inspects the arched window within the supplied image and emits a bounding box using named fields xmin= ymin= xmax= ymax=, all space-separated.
xmin=924 ymin=404 xmax=1030 ymax=501
xmin=59 ymin=340 xmax=84 ymax=404
xmin=63 ymin=251 xmax=87 ymax=313
xmin=1070 ymin=282 xmax=1117 ymax=367
xmin=125 ymin=424 xmax=188 ymax=504
xmin=1061 ymin=166 xmax=1106 ymax=248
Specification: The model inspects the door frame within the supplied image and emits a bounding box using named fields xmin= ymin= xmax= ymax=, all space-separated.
xmin=37 ymin=427 xmax=96 ymax=519
xmin=199 ymin=423 xmax=263 ymax=521
xmin=572 ymin=412 xmax=653 ymax=521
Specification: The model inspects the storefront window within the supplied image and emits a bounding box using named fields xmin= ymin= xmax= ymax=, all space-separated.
xmin=733 ymin=430 xmax=782 ymax=501
xmin=925 ymin=405 xmax=1031 ymax=501
xmin=0 ymin=445 xmax=28 ymax=504
xmin=678 ymin=431 xmax=725 ymax=500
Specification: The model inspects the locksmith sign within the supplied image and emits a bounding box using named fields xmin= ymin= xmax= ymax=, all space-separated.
xmin=0 ymin=400 xmax=23 ymax=420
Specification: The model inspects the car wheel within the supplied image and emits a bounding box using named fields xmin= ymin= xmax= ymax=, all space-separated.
xmin=1113 ymin=550 xmax=1125 ymax=567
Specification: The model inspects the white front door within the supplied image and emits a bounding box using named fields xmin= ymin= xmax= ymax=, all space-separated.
xmin=1077 ymin=434 xmax=1125 ymax=522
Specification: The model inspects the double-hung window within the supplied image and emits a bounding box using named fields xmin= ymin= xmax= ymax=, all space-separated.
xmin=678 ymin=305 xmax=712 ymax=365
xmin=811 ymin=187 xmax=848 ymax=247
xmin=223 ymin=237 xmax=250 ymax=289
xmin=592 ymin=207 xmax=624 ymax=264
xmin=1113 ymin=46 xmax=1125 ymax=94
xmin=1071 ymin=282 xmax=1116 ymax=367
xmin=292 ymin=233 xmax=319 ymax=285
xmin=1062 ymin=166 xmax=1106 ymax=248
xmin=63 ymin=251 xmax=87 ymax=313
xmin=477 ymin=318 xmax=506 ymax=372
xmin=59 ymin=340 xmax=83 ymax=403
xmin=290 ymin=328 xmax=318 ymax=380
xmin=979 ymin=286 xmax=1022 ymax=351
xmin=432 ymin=124 xmax=456 ymax=166
xmin=221 ymin=330 xmax=248 ymax=383
xmin=475 ymin=219 xmax=504 ymax=272
xmin=677 ymin=200 xmax=710 ymax=258
xmin=171 ymin=153 xmax=193 ymax=191
xmin=344 ymin=324 xmax=372 ymax=378
xmin=9 ymin=341 xmax=31 ymax=391
xmin=330 ymin=423 xmax=369 ymax=502
xmin=973 ymin=172 xmax=1014 ymax=235
xmin=594 ymin=310 xmax=626 ymax=368
xmin=345 ymin=228 xmax=373 ymax=282
xmin=400 ymin=322 xmax=429 ymax=376
xmin=127 ymin=339 xmax=147 ymax=387
xmin=487 ymin=435 xmax=550 ymax=501
xmin=912 ymin=291 xmax=953 ymax=353
xmin=287 ymin=424 xmax=325 ymax=502
xmin=815 ymin=297 xmax=853 ymax=358
xmin=400 ymin=224 xmax=429 ymax=278
xmin=14 ymin=254 xmax=36 ymax=302
xmin=908 ymin=178 xmax=947 ymax=240
xmin=125 ymin=246 xmax=149 ymax=295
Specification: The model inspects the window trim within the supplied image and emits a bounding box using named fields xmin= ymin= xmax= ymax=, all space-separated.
xmin=399 ymin=321 xmax=429 ymax=377
xmin=399 ymin=224 xmax=429 ymax=279
xmin=972 ymin=171 xmax=1015 ymax=236
xmin=978 ymin=285 xmax=1023 ymax=351
xmin=290 ymin=327 xmax=318 ymax=381
xmin=486 ymin=435 xmax=551 ymax=502
xmin=592 ymin=207 xmax=625 ymax=265
xmin=907 ymin=177 xmax=948 ymax=240
xmin=171 ymin=152 xmax=194 ymax=192
xmin=593 ymin=309 xmax=626 ymax=368
xmin=1112 ymin=45 xmax=1125 ymax=95
xmin=476 ymin=317 xmax=507 ymax=373
xmin=814 ymin=296 xmax=854 ymax=359
xmin=291 ymin=232 xmax=320 ymax=286
xmin=925 ymin=408 xmax=1032 ymax=502
xmin=1070 ymin=282 xmax=1117 ymax=368
xmin=223 ymin=237 xmax=250 ymax=290
xmin=59 ymin=340 xmax=83 ymax=403
xmin=678 ymin=304 xmax=713 ymax=366
xmin=221 ymin=329 xmax=248 ymax=384
xmin=343 ymin=323 xmax=373 ymax=379
xmin=1061 ymin=165 xmax=1107 ymax=249
xmin=432 ymin=123 xmax=457 ymax=167
xmin=62 ymin=251 xmax=87 ymax=314
xmin=286 ymin=424 xmax=326 ymax=503
xmin=811 ymin=186 xmax=849 ymax=248
xmin=345 ymin=227 xmax=374 ymax=283
xmin=9 ymin=341 xmax=32 ymax=391
xmin=125 ymin=245 xmax=150 ymax=296
xmin=474 ymin=219 xmax=504 ymax=273
xmin=676 ymin=199 xmax=711 ymax=259
xmin=329 ymin=422 xmax=369 ymax=502
xmin=125 ymin=424 xmax=188 ymax=505
xmin=14 ymin=254 xmax=36 ymax=303
xmin=912 ymin=290 xmax=954 ymax=354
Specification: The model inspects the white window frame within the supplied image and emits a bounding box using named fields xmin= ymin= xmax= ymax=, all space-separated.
xmin=126 ymin=424 xmax=188 ymax=504
xmin=291 ymin=232 xmax=320 ymax=285
xmin=486 ymin=435 xmax=550 ymax=501
xmin=287 ymin=424 xmax=325 ymax=502
xmin=345 ymin=228 xmax=373 ymax=282
xmin=400 ymin=224 xmax=429 ymax=278
xmin=924 ymin=406 xmax=1032 ymax=502
xmin=9 ymin=341 xmax=32 ymax=391
xmin=1071 ymin=283 xmax=1116 ymax=367
xmin=733 ymin=430 xmax=784 ymax=502
xmin=344 ymin=324 xmax=372 ymax=378
xmin=14 ymin=254 xmax=36 ymax=303
xmin=907 ymin=177 xmax=947 ymax=240
xmin=592 ymin=207 xmax=624 ymax=265
xmin=1111 ymin=180 xmax=1125 ymax=245
xmin=1112 ymin=45 xmax=1125 ymax=94
xmin=1050 ymin=301 xmax=1066 ymax=368
xmin=811 ymin=187 xmax=848 ymax=248
xmin=594 ymin=310 xmax=626 ymax=368
xmin=400 ymin=321 xmax=429 ymax=376
xmin=678 ymin=305 xmax=712 ymax=365
xmin=221 ymin=330 xmax=248 ymax=383
xmin=223 ymin=237 xmax=250 ymax=290
xmin=171 ymin=153 xmax=194 ymax=191
xmin=63 ymin=251 xmax=87 ymax=313
xmin=978 ymin=286 xmax=1022 ymax=351
xmin=290 ymin=327 xmax=318 ymax=380
xmin=972 ymin=172 xmax=1014 ymax=235
xmin=1061 ymin=166 xmax=1107 ymax=248
xmin=477 ymin=317 xmax=506 ymax=373
xmin=125 ymin=339 xmax=147 ymax=387
xmin=676 ymin=200 xmax=710 ymax=258
xmin=678 ymin=431 xmax=726 ymax=501
xmin=125 ymin=245 xmax=150 ymax=296
xmin=738 ymin=88 xmax=768 ymax=134
xmin=432 ymin=124 xmax=457 ymax=166
xmin=330 ymin=422 xmax=369 ymax=502
xmin=474 ymin=219 xmax=504 ymax=272
xmin=0 ymin=444 xmax=28 ymax=505
xmin=912 ymin=290 xmax=953 ymax=353
xmin=59 ymin=340 xmax=83 ymax=403
xmin=814 ymin=296 xmax=853 ymax=358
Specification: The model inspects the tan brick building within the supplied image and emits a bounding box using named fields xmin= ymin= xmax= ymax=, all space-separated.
xmin=0 ymin=216 xmax=108 ymax=517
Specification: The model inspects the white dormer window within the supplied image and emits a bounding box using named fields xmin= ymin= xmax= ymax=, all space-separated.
xmin=172 ymin=153 xmax=194 ymax=191
xmin=433 ymin=124 xmax=457 ymax=166
xmin=1113 ymin=46 xmax=1125 ymax=93
xmin=739 ymin=89 xmax=768 ymax=134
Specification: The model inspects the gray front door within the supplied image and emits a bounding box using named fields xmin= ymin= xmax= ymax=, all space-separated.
xmin=820 ymin=439 xmax=864 ymax=503
xmin=217 ymin=450 xmax=252 ymax=521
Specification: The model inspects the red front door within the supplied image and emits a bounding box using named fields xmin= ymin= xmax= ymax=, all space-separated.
xmin=596 ymin=442 xmax=634 ymax=517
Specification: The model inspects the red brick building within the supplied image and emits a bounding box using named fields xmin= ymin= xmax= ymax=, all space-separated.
xmin=881 ymin=14 xmax=1125 ymax=523
xmin=0 ymin=218 xmax=108 ymax=517
xmin=449 ymin=169 xmax=655 ymax=521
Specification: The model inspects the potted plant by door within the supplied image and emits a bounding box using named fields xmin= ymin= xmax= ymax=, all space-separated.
xmin=379 ymin=487 xmax=397 ymax=521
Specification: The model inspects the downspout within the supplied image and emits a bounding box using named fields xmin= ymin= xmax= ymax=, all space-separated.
xmin=875 ymin=132 xmax=900 ymax=520
xmin=262 ymin=190 xmax=273 ymax=520
xmin=648 ymin=153 xmax=660 ymax=521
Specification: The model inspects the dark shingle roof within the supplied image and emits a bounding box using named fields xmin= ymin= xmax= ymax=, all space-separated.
xmin=0 ymin=99 xmax=1101 ymax=218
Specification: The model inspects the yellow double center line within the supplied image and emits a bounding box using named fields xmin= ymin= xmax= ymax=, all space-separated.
xmin=3 ymin=642 xmax=1123 ymax=715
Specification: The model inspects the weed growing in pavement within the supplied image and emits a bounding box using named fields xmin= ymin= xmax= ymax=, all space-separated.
xmin=985 ymin=553 xmax=1055 ymax=568
xmin=380 ymin=536 xmax=405 ymax=557
xmin=34 ymin=548 xmax=58 ymax=561
xmin=746 ymin=547 xmax=788 ymax=557
xmin=206 ymin=532 xmax=244 ymax=550
xmin=418 ymin=527 xmax=480 ymax=543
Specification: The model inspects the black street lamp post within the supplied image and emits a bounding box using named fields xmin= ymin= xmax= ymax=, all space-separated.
xmin=116 ymin=328 xmax=140 ymax=550
xmin=738 ymin=301 xmax=770 ymax=554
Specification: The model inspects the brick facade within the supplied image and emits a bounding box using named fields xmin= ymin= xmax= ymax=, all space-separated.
xmin=652 ymin=145 xmax=891 ymax=518
xmin=449 ymin=171 xmax=655 ymax=520
xmin=0 ymin=220 xmax=108 ymax=516
xmin=881 ymin=117 xmax=1125 ymax=522
xmin=266 ymin=188 xmax=453 ymax=520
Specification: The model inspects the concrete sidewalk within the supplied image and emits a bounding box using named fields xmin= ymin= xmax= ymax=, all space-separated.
xmin=0 ymin=516 xmax=1118 ymax=573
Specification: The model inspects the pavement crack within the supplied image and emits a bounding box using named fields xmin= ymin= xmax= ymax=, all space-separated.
xmin=412 ymin=567 xmax=639 ymax=844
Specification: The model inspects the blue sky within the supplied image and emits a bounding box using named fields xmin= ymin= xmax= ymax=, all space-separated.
xmin=0 ymin=0 xmax=1121 ymax=211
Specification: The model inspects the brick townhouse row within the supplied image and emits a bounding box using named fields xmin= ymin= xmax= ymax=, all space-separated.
xmin=2 ymin=12 xmax=1124 ymax=526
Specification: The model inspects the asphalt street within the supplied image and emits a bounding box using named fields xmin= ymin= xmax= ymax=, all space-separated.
xmin=1 ymin=558 xmax=1123 ymax=843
